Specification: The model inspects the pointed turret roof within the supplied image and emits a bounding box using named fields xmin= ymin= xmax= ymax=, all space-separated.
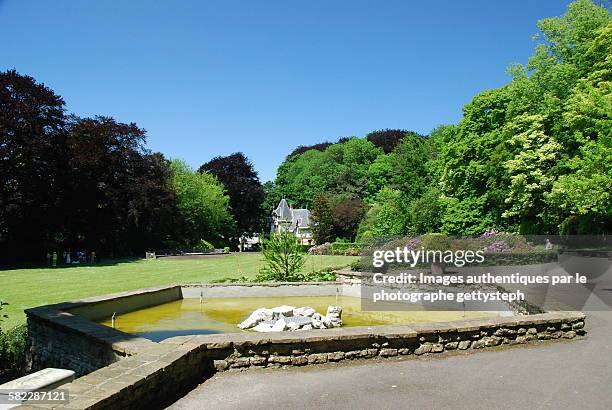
xmin=274 ymin=198 xmax=292 ymax=221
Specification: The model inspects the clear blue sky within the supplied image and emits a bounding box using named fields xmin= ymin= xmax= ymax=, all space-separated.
xmin=0 ymin=0 xmax=571 ymax=182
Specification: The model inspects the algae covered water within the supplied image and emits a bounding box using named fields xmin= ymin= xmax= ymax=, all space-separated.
xmin=99 ymin=296 xmax=496 ymax=342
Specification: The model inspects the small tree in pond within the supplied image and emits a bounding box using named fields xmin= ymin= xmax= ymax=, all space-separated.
xmin=257 ymin=231 xmax=305 ymax=282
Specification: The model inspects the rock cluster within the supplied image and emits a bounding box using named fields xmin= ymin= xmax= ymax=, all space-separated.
xmin=238 ymin=305 xmax=343 ymax=332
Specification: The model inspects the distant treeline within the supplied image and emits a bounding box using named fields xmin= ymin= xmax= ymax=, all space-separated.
xmin=0 ymin=72 xmax=266 ymax=262
xmin=269 ymin=0 xmax=611 ymax=243
xmin=1 ymin=0 xmax=609 ymax=262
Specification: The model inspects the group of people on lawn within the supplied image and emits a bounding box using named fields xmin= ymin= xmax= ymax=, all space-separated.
xmin=45 ymin=250 xmax=96 ymax=266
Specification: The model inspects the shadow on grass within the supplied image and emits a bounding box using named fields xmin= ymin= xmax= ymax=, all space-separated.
xmin=0 ymin=257 xmax=145 ymax=271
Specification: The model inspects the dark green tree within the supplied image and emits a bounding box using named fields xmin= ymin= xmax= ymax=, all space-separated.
xmin=0 ymin=70 xmax=67 ymax=261
xmin=311 ymin=194 xmax=335 ymax=244
xmin=199 ymin=153 xmax=265 ymax=236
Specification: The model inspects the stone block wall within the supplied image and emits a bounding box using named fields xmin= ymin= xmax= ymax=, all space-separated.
xmin=26 ymin=315 xmax=123 ymax=376
xmin=19 ymin=283 xmax=587 ymax=409
xmin=199 ymin=312 xmax=585 ymax=372
xmin=17 ymin=311 xmax=585 ymax=409
xmin=25 ymin=288 xmax=167 ymax=377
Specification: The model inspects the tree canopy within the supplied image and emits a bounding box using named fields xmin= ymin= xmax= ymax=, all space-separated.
xmin=199 ymin=152 xmax=265 ymax=236
xmin=1 ymin=0 xmax=609 ymax=262
xmin=272 ymin=0 xmax=611 ymax=239
xmin=0 ymin=70 xmax=237 ymax=262
xmin=170 ymin=160 xmax=234 ymax=245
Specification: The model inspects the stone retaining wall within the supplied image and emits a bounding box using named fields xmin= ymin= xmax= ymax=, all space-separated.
xmin=24 ymin=283 xmax=343 ymax=379
xmin=24 ymin=287 xmax=173 ymax=377
xmin=16 ymin=311 xmax=585 ymax=409
xmin=20 ymin=281 xmax=587 ymax=409
xmin=198 ymin=311 xmax=585 ymax=371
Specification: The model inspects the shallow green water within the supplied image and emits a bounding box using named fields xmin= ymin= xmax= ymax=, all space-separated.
xmin=99 ymin=296 xmax=496 ymax=342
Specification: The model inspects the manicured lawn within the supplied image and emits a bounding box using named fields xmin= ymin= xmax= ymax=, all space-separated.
xmin=0 ymin=253 xmax=357 ymax=328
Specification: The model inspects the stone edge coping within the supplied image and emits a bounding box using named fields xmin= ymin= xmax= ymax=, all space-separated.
xmin=0 ymin=368 xmax=75 ymax=391
xmin=24 ymin=282 xmax=342 ymax=356
xmin=14 ymin=310 xmax=586 ymax=409
xmin=24 ymin=285 xmax=186 ymax=355
xmin=25 ymin=306 xmax=156 ymax=355
xmin=180 ymin=281 xmax=342 ymax=288
xmin=25 ymin=278 xmax=585 ymax=357
xmin=29 ymin=282 xmax=340 ymax=314
xmin=159 ymin=310 xmax=585 ymax=349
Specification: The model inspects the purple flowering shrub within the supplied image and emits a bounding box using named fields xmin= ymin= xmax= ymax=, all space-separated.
xmin=483 ymin=240 xmax=512 ymax=253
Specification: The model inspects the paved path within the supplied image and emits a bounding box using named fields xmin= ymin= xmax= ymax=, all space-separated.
xmin=170 ymin=310 xmax=611 ymax=409
xmin=170 ymin=267 xmax=612 ymax=410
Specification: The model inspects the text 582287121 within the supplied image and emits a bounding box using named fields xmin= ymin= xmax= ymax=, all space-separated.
xmin=0 ymin=389 xmax=69 ymax=404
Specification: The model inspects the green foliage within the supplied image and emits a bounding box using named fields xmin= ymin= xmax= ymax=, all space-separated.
xmin=197 ymin=239 xmax=215 ymax=250
xmin=275 ymin=138 xmax=383 ymax=207
xmin=434 ymin=0 xmax=611 ymax=235
xmin=330 ymin=242 xmax=361 ymax=256
xmin=256 ymin=231 xmax=306 ymax=282
xmin=0 ymin=324 xmax=27 ymax=378
xmin=365 ymin=154 xmax=393 ymax=200
xmin=198 ymin=152 xmax=265 ymax=236
xmin=0 ymin=301 xmax=7 ymax=324
xmin=386 ymin=133 xmax=432 ymax=201
xmin=169 ymin=159 xmax=235 ymax=244
xmin=420 ymin=233 xmax=452 ymax=251
xmin=547 ymin=135 xmax=612 ymax=233
xmin=311 ymin=194 xmax=335 ymax=244
xmin=302 ymin=269 xmax=336 ymax=282
xmin=502 ymin=114 xmax=564 ymax=231
xmin=406 ymin=186 xmax=443 ymax=234
xmin=357 ymin=188 xmax=407 ymax=239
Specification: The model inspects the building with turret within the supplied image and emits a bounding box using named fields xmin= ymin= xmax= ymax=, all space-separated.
xmin=271 ymin=198 xmax=313 ymax=245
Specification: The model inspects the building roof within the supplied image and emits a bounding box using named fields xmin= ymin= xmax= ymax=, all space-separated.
xmin=291 ymin=208 xmax=310 ymax=228
xmin=273 ymin=199 xmax=311 ymax=229
xmin=273 ymin=198 xmax=292 ymax=221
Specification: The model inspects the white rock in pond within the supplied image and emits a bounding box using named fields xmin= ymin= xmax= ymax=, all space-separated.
xmin=271 ymin=317 xmax=288 ymax=331
xmin=326 ymin=305 xmax=342 ymax=317
xmin=326 ymin=306 xmax=343 ymax=327
xmin=237 ymin=308 xmax=273 ymax=329
xmin=293 ymin=306 xmax=316 ymax=317
xmin=320 ymin=316 xmax=333 ymax=329
xmin=285 ymin=316 xmax=312 ymax=330
xmin=286 ymin=321 xmax=301 ymax=331
xmin=241 ymin=305 xmax=342 ymax=332
xmin=252 ymin=322 xmax=276 ymax=332
xmin=272 ymin=305 xmax=295 ymax=317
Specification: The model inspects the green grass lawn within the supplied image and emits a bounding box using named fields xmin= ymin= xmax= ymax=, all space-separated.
xmin=0 ymin=253 xmax=357 ymax=329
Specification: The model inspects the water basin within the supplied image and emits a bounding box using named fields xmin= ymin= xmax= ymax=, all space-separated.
xmin=98 ymin=296 xmax=498 ymax=342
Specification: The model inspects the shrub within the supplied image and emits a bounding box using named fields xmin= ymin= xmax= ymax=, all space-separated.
xmin=420 ymin=233 xmax=452 ymax=251
xmin=0 ymin=301 xmax=7 ymax=323
xmin=161 ymin=239 xmax=183 ymax=251
xmin=302 ymin=269 xmax=336 ymax=282
xmin=308 ymin=242 xmax=332 ymax=255
xmin=0 ymin=302 xmax=27 ymax=382
xmin=256 ymin=231 xmax=305 ymax=282
xmin=331 ymin=242 xmax=361 ymax=255
xmin=197 ymin=239 xmax=214 ymax=251
xmin=223 ymin=246 xmax=230 ymax=253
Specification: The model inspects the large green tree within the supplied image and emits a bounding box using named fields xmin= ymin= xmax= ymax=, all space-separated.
xmin=64 ymin=117 xmax=179 ymax=256
xmin=199 ymin=152 xmax=265 ymax=236
xmin=436 ymin=0 xmax=611 ymax=234
xmin=0 ymin=70 xmax=67 ymax=261
xmin=170 ymin=160 xmax=235 ymax=245
xmin=275 ymin=138 xmax=383 ymax=207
